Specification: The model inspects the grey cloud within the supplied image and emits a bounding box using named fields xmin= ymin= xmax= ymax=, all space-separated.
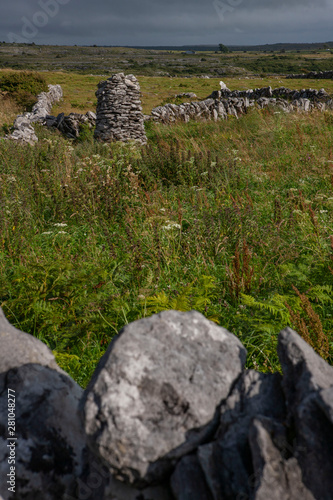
xmin=0 ymin=0 xmax=332 ymax=46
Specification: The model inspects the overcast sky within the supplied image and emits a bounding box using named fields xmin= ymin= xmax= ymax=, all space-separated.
xmin=2 ymin=0 xmax=333 ymax=46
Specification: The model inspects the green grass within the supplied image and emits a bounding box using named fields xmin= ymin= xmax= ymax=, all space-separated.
xmin=1 ymin=76 xmax=333 ymax=386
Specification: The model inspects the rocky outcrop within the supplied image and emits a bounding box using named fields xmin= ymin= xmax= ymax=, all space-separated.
xmin=150 ymin=85 xmax=333 ymax=124
xmin=286 ymin=70 xmax=333 ymax=79
xmin=94 ymin=73 xmax=147 ymax=145
xmin=7 ymin=84 xmax=63 ymax=145
xmin=0 ymin=307 xmax=333 ymax=499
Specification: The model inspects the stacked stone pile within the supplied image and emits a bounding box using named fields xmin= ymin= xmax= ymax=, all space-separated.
xmin=94 ymin=73 xmax=147 ymax=145
xmin=1 ymin=307 xmax=333 ymax=499
xmin=7 ymin=84 xmax=63 ymax=145
xmin=150 ymin=85 xmax=333 ymax=124
xmin=286 ymin=70 xmax=333 ymax=79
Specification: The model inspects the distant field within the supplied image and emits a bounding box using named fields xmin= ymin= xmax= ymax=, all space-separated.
xmin=0 ymin=43 xmax=333 ymax=79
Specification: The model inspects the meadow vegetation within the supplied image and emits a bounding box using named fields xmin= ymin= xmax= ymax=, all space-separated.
xmin=1 ymin=67 xmax=333 ymax=387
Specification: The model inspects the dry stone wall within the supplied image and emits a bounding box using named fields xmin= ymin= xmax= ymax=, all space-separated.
xmin=94 ymin=73 xmax=147 ymax=145
xmin=7 ymin=84 xmax=63 ymax=145
xmin=150 ymin=85 xmax=333 ymax=124
xmin=45 ymin=111 xmax=96 ymax=139
xmin=286 ymin=70 xmax=333 ymax=79
xmin=1 ymin=307 xmax=333 ymax=500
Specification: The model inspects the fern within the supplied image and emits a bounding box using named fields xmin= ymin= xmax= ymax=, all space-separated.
xmin=143 ymin=276 xmax=219 ymax=323
xmin=307 ymin=284 xmax=333 ymax=305
xmin=241 ymin=293 xmax=291 ymax=324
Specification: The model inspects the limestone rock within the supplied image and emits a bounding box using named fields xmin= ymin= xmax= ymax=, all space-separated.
xmin=198 ymin=370 xmax=286 ymax=500
xmin=0 ymin=308 xmax=108 ymax=500
xmin=7 ymin=84 xmax=63 ymax=145
xmin=81 ymin=310 xmax=246 ymax=486
xmin=104 ymin=476 xmax=173 ymax=500
xmin=0 ymin=364 xmax=94 ymax=500
xmin=46 ymin=111 xmax=96 ymax=139
xmin=170 ymin=454 xmax=213 ymax=500
xmin=249 ymin=417 xmax=315 ymax=500
xmin=278 ymin=327 xmax=333 ymax=499
xmin=0 ymin=307 xmax=60 ymax=377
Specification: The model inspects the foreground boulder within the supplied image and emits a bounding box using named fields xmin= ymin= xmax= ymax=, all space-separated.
xmin=0 ymin=308 xmax=107 ymax=500
xmin=81 ymin=310 xmax=247 ymax=486
xmin=278 ymin=327 xmax=333 ymax=499
xmin=1 ymin=308 xmax=333 ymax=499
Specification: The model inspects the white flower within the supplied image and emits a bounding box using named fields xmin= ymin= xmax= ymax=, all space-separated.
xmin=57 ymin=231 xmax=67 ymax=235
xmin=41 ymin=231 xmax=52 ymax=235
xmin=7 ymin=176 xmax=16 ymax=182
xmin=53 ymin=223 xmax=67 ymax=227
xmin=159 ymin=208 xmax=166 ymax=212
xmin=320 ymin=210 xmax=328 ymax=213
xmin=162 ymin=221 xmax=181 ymax=230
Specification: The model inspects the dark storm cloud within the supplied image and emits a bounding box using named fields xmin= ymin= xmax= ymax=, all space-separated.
xmin=1 ymin=0 xmax=332 ymax=46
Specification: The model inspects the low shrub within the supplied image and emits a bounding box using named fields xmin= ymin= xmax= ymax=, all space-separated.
xmin=0 ymin=71 xmax=48 ymax=111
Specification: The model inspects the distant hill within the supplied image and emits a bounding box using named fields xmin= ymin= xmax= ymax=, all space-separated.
xmin=129 ymin=42 xmax=333 ymax=52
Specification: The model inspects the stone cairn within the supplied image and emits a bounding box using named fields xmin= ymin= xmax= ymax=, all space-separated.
xmin=1 ymin=306 xmax=333 ymax=499
xmin=150 ymin=85 xmax=333 ymax=124
xmin=94 ymin=73 xmax=147 ymax=145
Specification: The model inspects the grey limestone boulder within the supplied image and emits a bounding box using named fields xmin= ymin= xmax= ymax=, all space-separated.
xmin=278 ymin=327 xmax=333 ymax=500
xmin=249 ymin=417 xmax=315 ymax=500
xmin=170 ymin=454 xmax=213 ymax=500
xmin=0 ymin=307 xmax=60 ymax=376
xmin=197 ymin=370 xmax=286 ymax=500
xmin=81 ymin=310 xmax=246 ymax=486
xmin=0 ymin=308 xmax=107 ymax=500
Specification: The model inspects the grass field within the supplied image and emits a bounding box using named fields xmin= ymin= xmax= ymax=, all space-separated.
xmin=1 ymin=64 xmax=333 ymax=387
xmin=1 ymin=43 xmax=333 ymax=77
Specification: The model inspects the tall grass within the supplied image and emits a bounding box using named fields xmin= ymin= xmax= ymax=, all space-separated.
xmin=1 ymin=106 xmax=333 ymax=386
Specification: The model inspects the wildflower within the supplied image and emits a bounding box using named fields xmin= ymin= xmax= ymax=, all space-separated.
xmin=162 ymin=221 xmax=181 ymax=230
xmin=159 ymin=208 xmax=166 ymax=212
xmin=320 ymin=210 xmax=328 ymax=213
xmin=41 ymin=231 xmax=52 ymax=235
xmin=7 ymin=176 xmax=16 ymax=182
xmin=201 ymin=171 xmax=209 ymax=176
xmin=53 ymin=223 xmax=67 ymax=227
xmin=57 ymin=231 xmax=67 ymax=235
